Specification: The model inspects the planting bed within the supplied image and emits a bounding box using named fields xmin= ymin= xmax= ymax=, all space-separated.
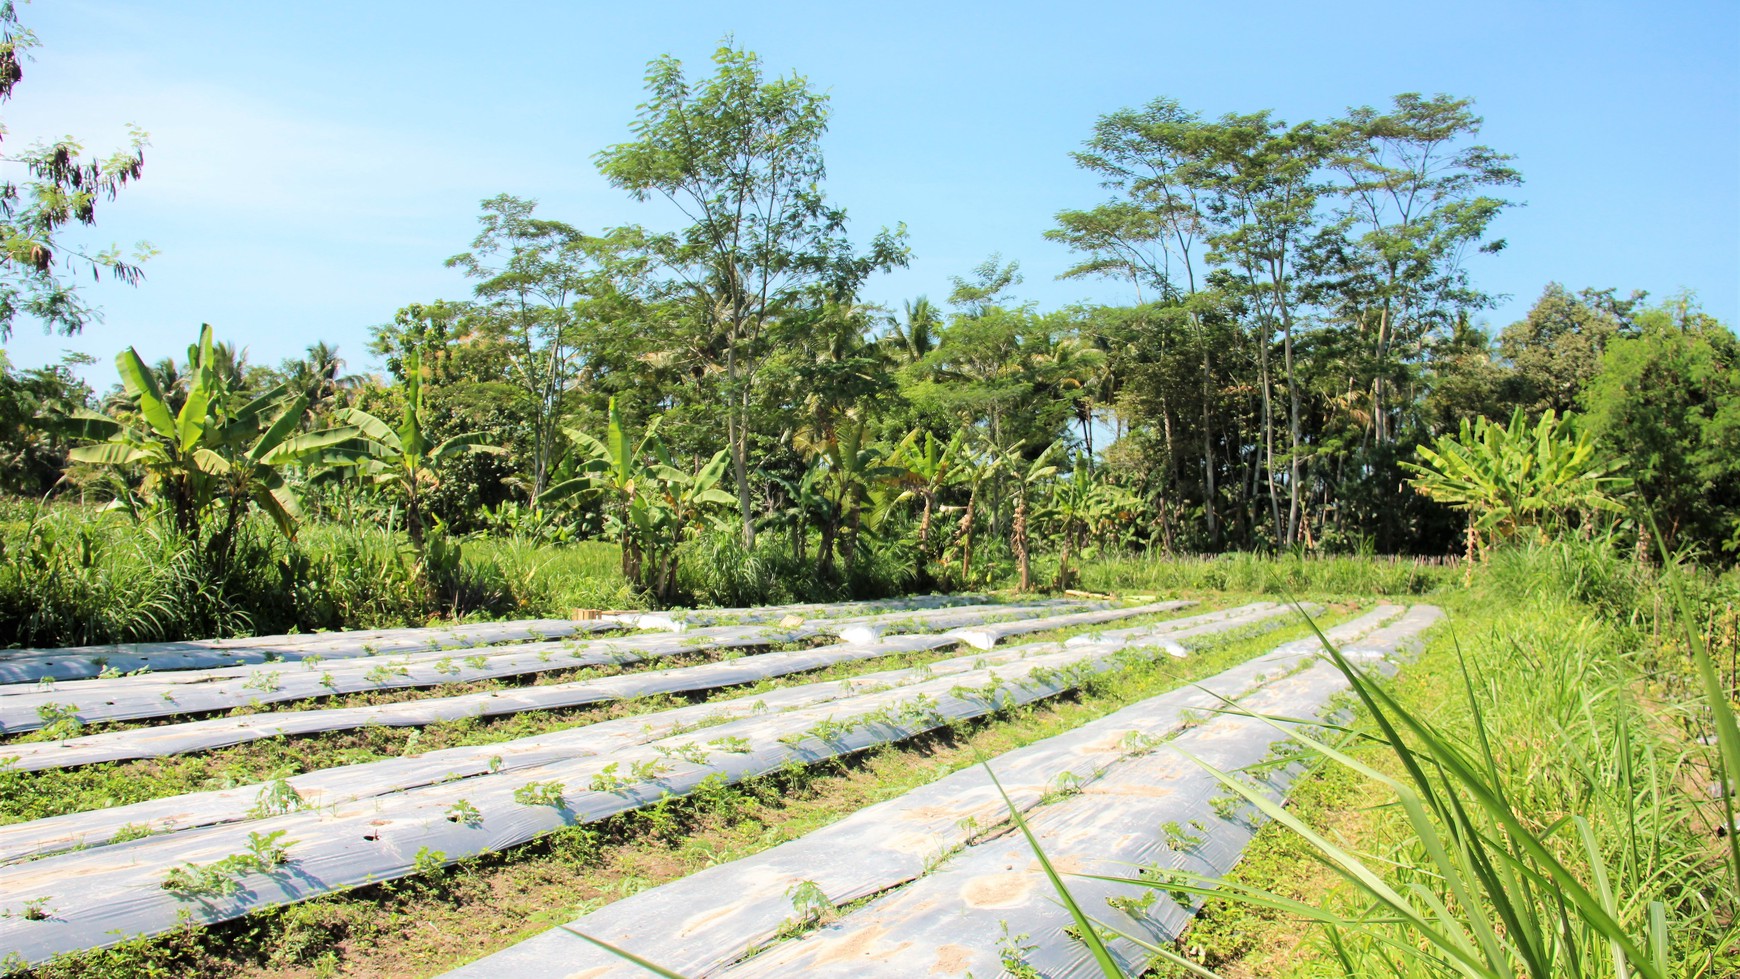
xmin=0 ymin=595 xmax=1443 ymax=975
xmin=449 ymin=606 xmax=1443 ymax=978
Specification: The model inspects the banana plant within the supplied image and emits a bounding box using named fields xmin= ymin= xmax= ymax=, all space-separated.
xmin=765 ymin=463 xmax=829 ymax=564
xmin=887 ymin=429 xmax=966 ymax=566
xmin=1403 ymin=407 xmax=1630 ymax=557
xmin=1041 ymin=460 xmax=1142 ymax=589
xmin=807 ymin=414 xmax=897 ymax=579
xmin=993 ymin=439 xmax=1061 ymax=592
xmin=936 ymin=435 xmax=999 ymax=583
xmin=331 ymin=347 xmax=500 ymax=548
xmin=63 ymin=324 xmax=358 ymax=569
xmin=540 ymin=397 xmax=735 ymax=601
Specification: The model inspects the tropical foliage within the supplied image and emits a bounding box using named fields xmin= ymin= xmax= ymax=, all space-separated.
xmin=1403 ymin=408 xmax=1630 ymax=555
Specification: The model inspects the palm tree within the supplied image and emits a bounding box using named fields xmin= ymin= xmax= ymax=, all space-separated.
xmin=1030 ymin=334 xmax=1108 ymax=466
xmin=283 ymin=342 xmax=358 ymax=412
xmin=884 ymin=297 xmax=940 ymax=365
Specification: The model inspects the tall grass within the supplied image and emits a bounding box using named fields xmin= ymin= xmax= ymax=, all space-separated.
xmin=1079 ymin=551 xmax=1460 ymax=597
xmin=0 ymin=502 xmax=637 ymax=648
xmin=1038 ymin=540 xmax=1740 ymax=976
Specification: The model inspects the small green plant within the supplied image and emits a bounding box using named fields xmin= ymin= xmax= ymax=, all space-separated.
xmin=589 ymin=763 xmax=627 ymax=792
xmin=445 ymin=799 xmax=483 ymax=827
xmin=630 ymin=758 xmax=671 ymax=781
xmin=513 ymin=780 xmax=566 ymax=808
xmin=1160 ymin=819 xmax=1206 ymax=852
xmin=248 ymin=778 xmax=304 ymax=818
xmin=464 ymin=655 xmax=488 ymax=670
xmin=2 ymin=897 xmax=54 ymax=921
xmin=363 ymin=663 xmax=409 ymax=685
xmin=434 ymin=657 xmax=459 ymax=675
xmin=34 ymin=702 xmax=81 ymax=737
xmin=1105 ymin=887 xmax=1158 ymax=917
xmin=805 ymin=716 xmax=854 ymax=742
xmin=161 ymin=830 xmax=295 ymax=899
xmin=996 ymin=921 xmax=1042 ymax=978
xmin=707 ymin=735 xmax=753 ymax=753
xmin=1119 ymin=730 xmax=1163 ymax=754
xmin=655 ymin=742 xmax=710 ymax=765
xmin=1209 ymin=792 xmax=1244 ymax=821
xmin=241 ymin=670 xmax=282 ymax=694
xmin=1042 ymin=769 xmax=1086 ymax=803
xmin=411 ymin=846 xmax=447 ymax=878
xmin=776 ymin=879 xmax=833 ymax=938
xmin=109 ymin=822 xmax=153 ymax=844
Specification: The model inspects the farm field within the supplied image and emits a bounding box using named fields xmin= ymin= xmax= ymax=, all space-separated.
xmin=2 ymin=3 xmax=1736 ymax=976
xmin=2 ymin=547 xmax=1732 ymax=977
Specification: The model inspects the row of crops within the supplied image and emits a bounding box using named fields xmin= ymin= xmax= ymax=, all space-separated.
xmin=0 ymin=595 xmax=1441 ymax=973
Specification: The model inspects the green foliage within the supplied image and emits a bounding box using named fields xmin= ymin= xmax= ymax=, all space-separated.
xmin=0 ymin=501 xmax=630 ymax=648
xmin=0 ymin=1 xmax=151 ymax=341
xmin=1080 ymin=546 xmax=1738 ymax=978
xmin=332 ymin=346 xmax=502 ymax=548
xmin=0 ymin=350 xmax=92 ymax=494
xmin=541 ymin=397 xmax=736 ymax=602
xmin=62 ymin=324 xmax=359 ymax=569
xmin=513 ymin=780 xmax=566 ymax=808
xmin=1403 ymin=408 xmax=1630 ymax=553
xmin=160 ymin=830 xmax=294 ymax=899
xmin=1579 ymin=299 xmax=1740 ymax=556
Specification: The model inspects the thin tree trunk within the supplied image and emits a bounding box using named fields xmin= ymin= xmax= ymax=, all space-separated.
xmin=1259 ymin=325 xmax=1281 ymax=544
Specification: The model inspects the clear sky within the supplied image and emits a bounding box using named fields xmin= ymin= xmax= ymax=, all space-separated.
xmin=4 ymin=0 xmax=1736 ymax=382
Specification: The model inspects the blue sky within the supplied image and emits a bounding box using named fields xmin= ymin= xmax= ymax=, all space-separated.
xmin=5 ymin=0 xmax=1736 ymax=382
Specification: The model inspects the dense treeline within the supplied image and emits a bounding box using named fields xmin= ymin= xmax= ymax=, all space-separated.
xmin=3 ymin=41 xmax=1739 ymax=638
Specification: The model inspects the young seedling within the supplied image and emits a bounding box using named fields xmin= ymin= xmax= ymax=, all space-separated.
xmin=996 ymin=921 xmax=1042 ymax=979
xmin=412 ymin=846 xmax=448 ymax=878
xmin=161 ymin=830 xmax=296 ymax=899
xmin=776 ymin=879 xmax=833 ymax=938
xmin=248 ymin=778 xmax=305 ymax=818
xmin=445 ymin=799 xmax=483 ymax=827
xmin=513 ymin=781 xmax=566 ymax=808
xmin=1161 ymin=819 xmax=1206 ymax=852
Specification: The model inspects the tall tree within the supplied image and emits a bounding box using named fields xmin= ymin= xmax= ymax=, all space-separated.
xmin=1050 ymin=98 xmax=1227 ymax=544
xmin=595 ymin=42 xmax=908 ymax=546
xmin=1317 ymin=93 xmax=1520 ymax=444
xmin=1580 ymin=298 xmax=1740 ymax=555
xmin=1498 ymin=283 xmax=1640 ymax=415
xmin=446 ymin=195 xmax=638 ymax=498
xmin=1200 ymin=113 xmax=1324 ymax=544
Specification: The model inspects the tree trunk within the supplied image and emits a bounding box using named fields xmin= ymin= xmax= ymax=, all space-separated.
xmin=1013 ymin=496 xmax=1031 ymax=592
xmin=728 ymin=410 xmax=756 ymax=548
xmin=1284 ymin=316 xmax=1302 ymax=546
xmin=959 ymin=485 xmax=978 ymax=582
xmin=1200 ymin=345 xmax=1218 ymax=548
xmin=1259 ymin=326 xmax=1281 ymax=544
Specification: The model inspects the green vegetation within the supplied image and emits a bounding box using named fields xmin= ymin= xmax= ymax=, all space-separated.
xmin=1029 ymin=541 xmax=1740 ymax=977
xmin=0 ymin=11 xmax=1735 ymax=979
xmin=0 ymin=36 xmax=1734 ymax=647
